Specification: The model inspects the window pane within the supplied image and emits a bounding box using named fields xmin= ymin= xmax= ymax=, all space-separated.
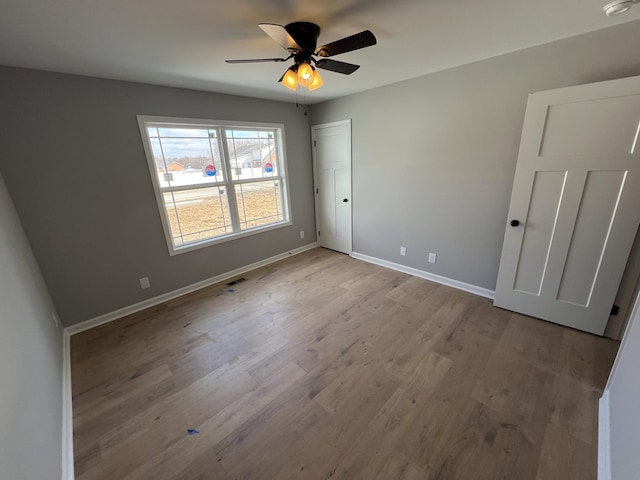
xmin=157 ymin=127 xmax=210 ymax=137
xmin=226 ymin=134 xmax=278 ymax=181
xmin=155 ymin=137 xmax=224 ymax=187
xmin=226 ymin=129 xmax=261 ymax=139
xmin=163 ymin=187 xmax=231 ymax=246
xmin=236 ymin=180 xmax=284 ymax=230
xmin=149 ymin=138 xmax=169 ymax=185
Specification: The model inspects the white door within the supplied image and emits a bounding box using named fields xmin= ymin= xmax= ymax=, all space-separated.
xmin=494 ymin=76 xmax=640 ymax=335
xmin=311 ymin=120 xmax=352 ymax=254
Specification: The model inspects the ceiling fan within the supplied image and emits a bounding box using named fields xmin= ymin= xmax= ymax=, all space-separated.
xmin=226 ymin=22 xmax=377 ymax=91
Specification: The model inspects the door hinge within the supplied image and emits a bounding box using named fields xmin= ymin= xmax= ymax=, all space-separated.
xmin=318 ymin=230 xmax=320 ymax=237
xmin=611 ymin=304 xmax=620 ymax=316
xmin=313 ymin=140 xmax=316 ymax=147
xmin=315 ymin=187 xmax=318 ymax=194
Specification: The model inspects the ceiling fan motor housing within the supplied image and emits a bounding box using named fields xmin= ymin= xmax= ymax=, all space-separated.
xmin=284 ymin=22 xmax=321 ymax=55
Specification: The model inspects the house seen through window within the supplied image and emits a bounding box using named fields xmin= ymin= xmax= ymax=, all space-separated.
xmin=138 ymin=116 xmax=290 ymax=254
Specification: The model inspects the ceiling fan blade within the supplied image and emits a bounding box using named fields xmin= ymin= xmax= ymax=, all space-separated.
xmin=259 ymin=23 xmax=302 ymax=52
xmin=315 ymin=30 xmax=376 ymax=57
xmin=226 ymin=57 xmax=289 ymax=64
xmin=315 ymin=58 xmax=360 ymax=75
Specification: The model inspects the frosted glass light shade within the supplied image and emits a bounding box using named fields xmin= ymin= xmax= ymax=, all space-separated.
xmin=308 ymin=69 xmax=323 ymax=91
xmin=281 ymin=68 xmax=298 ymax=90
xmin=297 ymin=62 xmax=314 ymax=87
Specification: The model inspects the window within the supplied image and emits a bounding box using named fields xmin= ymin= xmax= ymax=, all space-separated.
xmin=138 ymin=116 xmax=291 ymax=254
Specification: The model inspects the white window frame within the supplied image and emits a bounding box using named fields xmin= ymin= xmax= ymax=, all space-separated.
xmin=137 ymin=115 xmax=292 ymax=255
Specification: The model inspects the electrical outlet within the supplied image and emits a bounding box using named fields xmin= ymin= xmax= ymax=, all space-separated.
xmin=400 ymin=246 xmax=407 ymax=256
xmin=428 ymin=252 xmax=437 ymax=264
xmin=300 ymin=230 xmax=305 ymax=239
xmin=51 ymin=312 xmax=60 ymax=328
xmin=139 ymin=277 xmax=151 ymax=289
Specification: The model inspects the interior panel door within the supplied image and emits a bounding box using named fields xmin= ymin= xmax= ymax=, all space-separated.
xmin=494 ymin=76 xmax=640 ymax=335
xmin=311 ymin=120 xmax=352 ymax=254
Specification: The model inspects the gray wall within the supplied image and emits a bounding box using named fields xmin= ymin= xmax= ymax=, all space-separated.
xmin=0 ymin=68 xmax=316 ymax=326
xmin=607 ymin=290 xmax=640 ymax=479
xmin=310 ymin=20 xmax=640 ymax=291
xmin=0 ymin=174 xmax=63 ymax=479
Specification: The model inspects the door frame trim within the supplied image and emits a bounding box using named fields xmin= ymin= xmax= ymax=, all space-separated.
xmin=311 ymin=119 xmax=353 ymax=255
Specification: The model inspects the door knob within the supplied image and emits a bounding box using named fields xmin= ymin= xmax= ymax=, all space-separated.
xmin=510 ymin=220 xmax=520 ymax=227
xmin=343 ymin=198 xmax=349 ymax=203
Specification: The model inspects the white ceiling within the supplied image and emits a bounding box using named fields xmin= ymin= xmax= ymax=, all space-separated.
xmin=1 ymin=0 xmax=639 ymax=104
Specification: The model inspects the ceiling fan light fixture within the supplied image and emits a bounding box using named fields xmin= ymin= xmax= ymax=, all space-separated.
xmin=603 ymin=0 xmax=638 ymax=15
xmin=297 ymin=62 xmax=315 ymax=87
xmin=281 ymin=67 xmax=298 ymax=90
xmin=308 ymin=69 xmax=324 ymax=91
xmin=228 ymin=22 xmax=377 ymax=94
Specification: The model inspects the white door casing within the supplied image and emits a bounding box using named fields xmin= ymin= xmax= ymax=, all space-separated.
xmin=311 ymin=120 xmax=352 ymax=254
xmin=494 ymin=76 xmax=640 ymax=335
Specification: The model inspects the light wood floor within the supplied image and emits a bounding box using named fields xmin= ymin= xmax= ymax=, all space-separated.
xmin=71 ymin=247 xmax=618 ymax=480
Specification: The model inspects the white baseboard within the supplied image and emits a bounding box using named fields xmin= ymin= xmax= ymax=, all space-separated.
xmin=598 ymin=390 xmax=611 ymax=480
xmin=351 ymin=252 xmax=495 ymax=300
xmin=61 ymin=330 xmax=74 ymax=480
xmin=64 ymin=243 xmax=317 ymax=336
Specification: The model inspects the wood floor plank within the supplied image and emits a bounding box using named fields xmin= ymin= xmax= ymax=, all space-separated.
xmin=121 ymin=361 xmax=306 ymax=480
xmin=384 ymin=274 xmax=440 ymax=308
xmin=535 ymin=421 xmax=596 ymax=480
xmin=71 ymin=247 xmax=619 ymax=480
xmin=384 ymin=300 xmax=465 ymax=381
xmin=314 ymin=352 xmax=453 ymax=480
xmin=222 ymin=401 xmax=330 ymax=480
xmin=548 ymin=373 xmax=601 ymax=445
xmin=72 ymin=363 xmax=175 ymax=475
xmin=555 ymin=327 xmax=619 ymax=389
xmin=97 ymin=366 xmax=258 ymax=479
xmin=422 ymin=399 xmax=537 ymax=480
xmin=373 ymin=451 xmax=428 ymax=480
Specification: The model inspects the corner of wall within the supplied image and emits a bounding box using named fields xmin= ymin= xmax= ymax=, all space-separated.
xmin=598 ymin=389 xmax=611 ymax=480
xmin=61 ymin=329 xmax=74 ymax=480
